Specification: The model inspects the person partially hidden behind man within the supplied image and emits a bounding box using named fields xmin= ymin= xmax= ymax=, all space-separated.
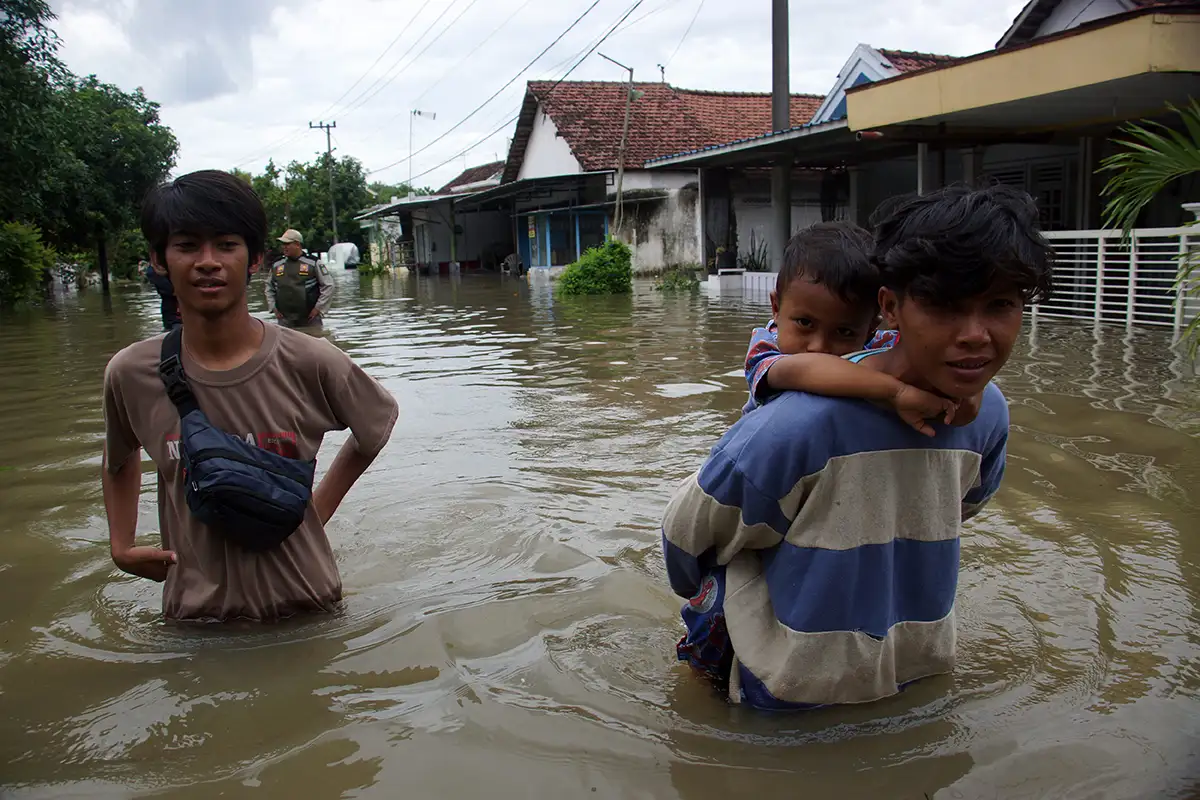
xmin=662 ymin=184 xmax=1054 ymax=709
xmin=265 ymin=228 xmax=334 ymax=327
xmin=142 ymin=258 xmax=181 ymax=330
xmin=102 ymin=170 xmax=398 ymax=622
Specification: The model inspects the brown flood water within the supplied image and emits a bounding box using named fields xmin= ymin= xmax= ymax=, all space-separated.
xmin=1 ymin=270 xmax=1199 ymax=799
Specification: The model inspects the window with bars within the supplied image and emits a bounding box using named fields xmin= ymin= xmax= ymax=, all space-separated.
xmin=983 ymin=159 xmax=1071 ymax=231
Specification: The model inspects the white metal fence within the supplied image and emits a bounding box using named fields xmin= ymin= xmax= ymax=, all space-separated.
xmin=1039 ymin=227 xmax=1197 ymax=335
xmin=713 ymin=227 xmax=1199 ymax=338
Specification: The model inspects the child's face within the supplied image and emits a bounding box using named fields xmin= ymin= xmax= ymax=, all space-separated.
xmin=880 ymin=285 xmax=1024 ymax=399
xmin=770 ymin=278 xmax=877 ymax=356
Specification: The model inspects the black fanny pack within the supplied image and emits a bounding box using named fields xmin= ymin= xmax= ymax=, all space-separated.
xmin=158 ymin=328 xmax=316 ymax=551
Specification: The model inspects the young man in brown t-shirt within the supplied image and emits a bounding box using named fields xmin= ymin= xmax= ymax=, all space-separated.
xmin=102 ymin=170 xmax=398 ymax=622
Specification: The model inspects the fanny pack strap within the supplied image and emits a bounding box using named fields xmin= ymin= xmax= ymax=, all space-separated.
xmin=158 ymin=328 xmax=201 ymax=416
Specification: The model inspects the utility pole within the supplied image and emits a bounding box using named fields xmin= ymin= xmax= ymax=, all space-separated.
xmin=770 ymin=0 xmax=791 ymax=272
xmin=310 ymin=120 xmax=338 ymax=244
xmin=410 ymin=110 xmax=436 ymax=198
xmin=600 ymin=53 xmax=634 ymax=237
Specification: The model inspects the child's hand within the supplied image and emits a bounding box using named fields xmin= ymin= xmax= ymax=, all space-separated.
xmin=890 ymin=385 xmax=958 ymax=437
xmin=948 ymin=392 xmax=984 ymax=426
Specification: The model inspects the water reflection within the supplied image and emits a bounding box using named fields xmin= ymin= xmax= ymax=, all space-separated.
xmin=0 ymin=272 xmax=1197 ymax=798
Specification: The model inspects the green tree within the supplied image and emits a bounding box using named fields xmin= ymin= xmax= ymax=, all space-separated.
xmin=368 ymin=181 xmax=432 ymax=201
xmin=1099 ymin=99 xmax=1200 ymax=353
xmin=241 ymin=155 xmax=373 ymax=255
xmin=235 ymin=160 xmax=437 ymax=258
xmin=39 ymin=75 xmax=178 ymax=292
xmin=0 ymin=221 xmax=55 ymax=309
xmin=0 ymin=0 xmax=65 ymax=223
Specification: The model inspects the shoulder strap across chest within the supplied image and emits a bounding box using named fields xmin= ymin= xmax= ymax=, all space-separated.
xmin=158 ymin=328 xmax=200 ymax=416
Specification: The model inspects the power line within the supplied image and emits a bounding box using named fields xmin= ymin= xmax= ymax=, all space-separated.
xmin=229 ymin=2 xmax=432 ymax=170
xmin=338 ymin=0 xmax=477 ymax=118
xmin=410 ymin=0 xmax=536 ymax=108
xmin=393 ymin=0 xmax=647 ymax=184
xmin=317 ymin=2 xmax=433 ymax=119
xmin=664 ymin=0 xmax=705 ymax=68
xmin=366 ymin=0 xmax=604 ymax=177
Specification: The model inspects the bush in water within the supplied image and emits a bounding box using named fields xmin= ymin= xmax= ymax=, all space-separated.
xmin=0 ymin=222 xmax=55 ymax=308
xmin=654 ymin=263 xmax=702 ymax=292
xmin=556 ymin=239 xmax=633 ymax=297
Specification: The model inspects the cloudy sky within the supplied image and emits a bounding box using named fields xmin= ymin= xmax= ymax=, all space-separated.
xmin=51 ymin=0 xmax=1026 ymax=190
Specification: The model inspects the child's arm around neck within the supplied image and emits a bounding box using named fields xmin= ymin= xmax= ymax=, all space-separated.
xmin=763 ymin=352 xmax=957 ymax=437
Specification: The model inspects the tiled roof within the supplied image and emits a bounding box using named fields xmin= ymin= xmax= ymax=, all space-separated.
xmin=877 ymin=48 xmax=958 ymax=73
xmin=505 ymin=81 xmax=822 ymax=179
xmin=1128 ymin=0 xmax=1199 ymax=6
xmin=437 ymin=160 xmax=504 ymax=194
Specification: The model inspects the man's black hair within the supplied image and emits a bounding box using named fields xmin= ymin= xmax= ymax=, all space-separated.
xmin=141 ymin=170 xmax=268 ymax=266
xmin=871 ymin=183 xmax=1054 ymax=306
xmin=776 ymin=221 xmax=878 ymax=309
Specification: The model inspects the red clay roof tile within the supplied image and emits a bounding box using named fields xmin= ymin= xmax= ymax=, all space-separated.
xmin=437 ymin=160 xmax=505 ymax=194
xmin=876 ymin=48 xmax=959 ymax=73
xmin=523 ymin=80 xmax=823 ymax=172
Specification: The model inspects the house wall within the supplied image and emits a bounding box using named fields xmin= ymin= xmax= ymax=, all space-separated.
xmin=456 ymin=209 xmax=512 ymax=268
xmin=412 ymin=212 xmax=453 ymax=267
xmin=724 ymin=172 xmax=842 ymax=268
xmin=1034 ymin=0 xmax=1129 ymax=39
xmin=610 ymin=169 xmax=702 ymax=272
xmin=517 ymin=108 xmax=582 ymax=181
xmin=620 ymin=170 xmax=698 ymax=191
xmin=620 ymin=183 xmax=701 ymax=273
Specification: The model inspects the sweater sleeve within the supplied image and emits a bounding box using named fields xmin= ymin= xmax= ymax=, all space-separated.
xmin=962 ymin=394 xmax=1010 ymax=520
xmin=744 ymin=326 xmax=785 ymax=408
xmin=661 ymin=447 xmax=792 ymax=598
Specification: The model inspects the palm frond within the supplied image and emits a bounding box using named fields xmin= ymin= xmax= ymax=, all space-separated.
xmin=1098 ymin=99 xmax=1200 ymax=236
xmin=1098 ymin=98 xmax=1200 ymax=354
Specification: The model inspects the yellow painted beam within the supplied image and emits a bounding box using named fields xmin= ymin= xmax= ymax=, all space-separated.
xmin=846 ymin=13 xmax=1200 ymax=131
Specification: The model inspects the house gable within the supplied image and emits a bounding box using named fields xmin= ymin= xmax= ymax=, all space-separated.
xmin=810 ymin=44 xmax=902 ymax=125
xmin=810 ymin=45 xmax=959 ymax=126
xmin=437 ymin=160 xmax=505 ymax=194
xmin=517 ymin=104 xmax=583 ymax=181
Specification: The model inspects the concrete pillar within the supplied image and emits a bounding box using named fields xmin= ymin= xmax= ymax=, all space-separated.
xmin=770 ymin=0 xmax=790 ymax=271
xmin=1076 ymin=136 xmax=1095 ymax=229
xmin=771 ymin=160 xmax=792 ymax=270
xmin=962 ymin=146 xmax=985 ymax=187
xmin=917 ymin=143 xmax=930 ymax=195
xmin=848 ymin=166 xmax=866 ymax=225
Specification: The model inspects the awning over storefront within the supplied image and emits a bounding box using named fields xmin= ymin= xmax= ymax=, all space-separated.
xmin=642 ymin=119 xmax=918 ymax=170
xmin=354 ymin=193 xmax=457 ymax=221
xmin=453 ymin=171 xmax=613 ymax=210
xmin=846 ymin=7 xmax=1200 ymax=133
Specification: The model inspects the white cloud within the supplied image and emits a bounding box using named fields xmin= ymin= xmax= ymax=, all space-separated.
xmin=50 ymin=0 xmax=1028 ymax=190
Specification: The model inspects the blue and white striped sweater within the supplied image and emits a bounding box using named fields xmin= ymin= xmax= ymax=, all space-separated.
xmin=662 ymin=376 xmax=1008 ymax=708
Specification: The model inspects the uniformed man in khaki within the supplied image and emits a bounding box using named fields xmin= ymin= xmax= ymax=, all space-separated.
xmin=265 ymin=229 xmax=334 ymax=327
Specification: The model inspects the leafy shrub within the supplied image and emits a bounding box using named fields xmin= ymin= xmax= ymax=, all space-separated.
xmin=654 ymin=263 xmax=701 ymax=291
xmin=0 ymin=222 xmax=55 ymax=308
xmin=738 ymin=230 xmax=771 ymax=272
xmin=556 ymin=238 xmax=632 ymax=297
xmin=357 ymin=255 xmax=391 ymax=276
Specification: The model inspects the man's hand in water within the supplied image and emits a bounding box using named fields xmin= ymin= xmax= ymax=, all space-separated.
xmin=112 ymin=545 xmax=177 ymax=582
xmin=890 ymin=385 xmax=959 ymax=437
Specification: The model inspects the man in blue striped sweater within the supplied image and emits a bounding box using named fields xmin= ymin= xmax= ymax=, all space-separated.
xmin=662 ymin=185 xmax=1054 ymax=709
